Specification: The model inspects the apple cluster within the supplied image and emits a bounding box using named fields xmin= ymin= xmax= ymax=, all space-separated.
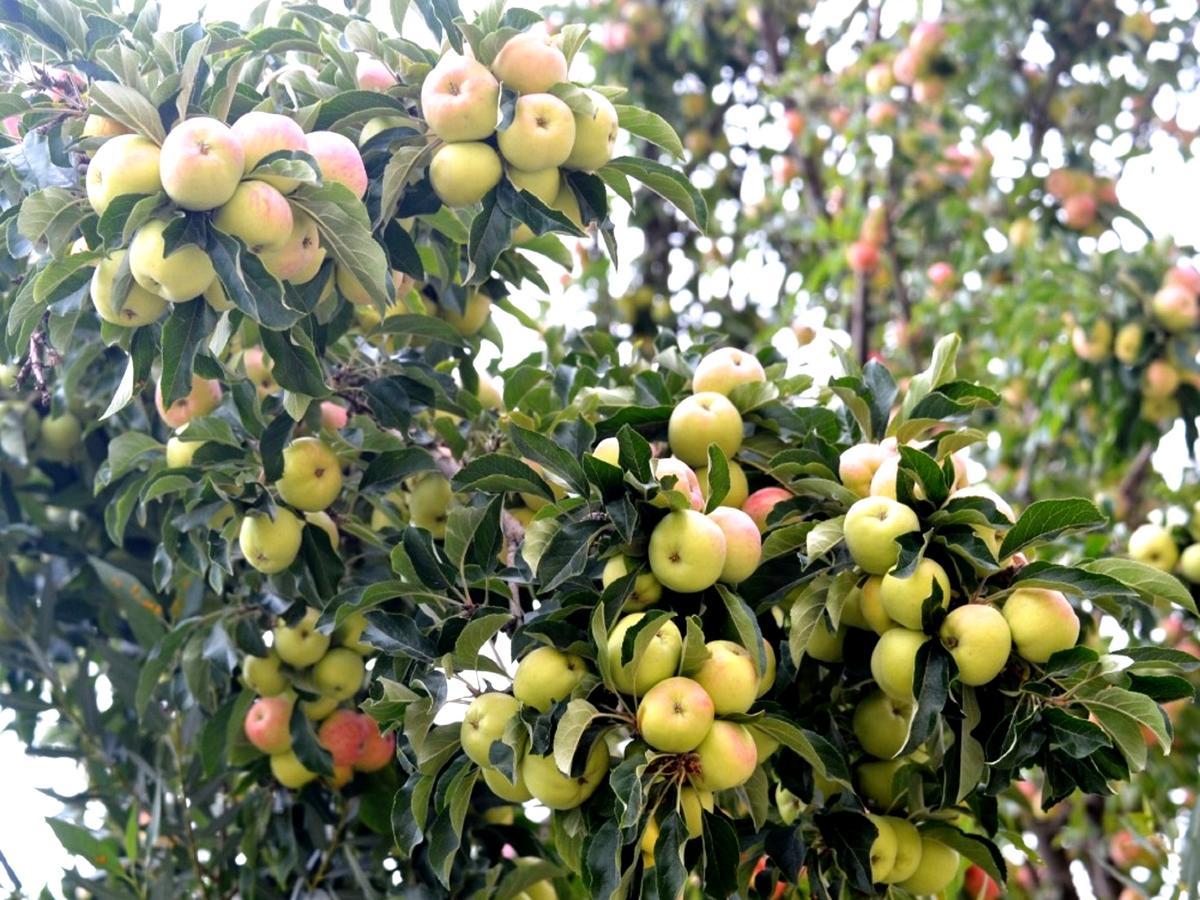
xmin=1128 ymin=512 xmax=1200 ymax=585
xmin=1044 ymin=166 xmax=1119 ymax=232
xmin=241 ymin=607 xmax=394 ymax=789
xmin=878 ymin=20 xmax=948 ymax=106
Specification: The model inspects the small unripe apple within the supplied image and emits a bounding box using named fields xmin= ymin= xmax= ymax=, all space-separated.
xmin=706 ymin=507 xmax=762 ymax=584
xmin=272 ymin=607 xmax=329 ymax=667
xmin=512 ymin=646 xmax=587 ymax=712
xmin=940 ymin=603 xmax=1012 ymax=685
xmin=420 ymin=53 xmax=500 ymax=142
xmin=240 ymin=508 xmax=304 ymax=574
xmin=155 ymin=375 xmax=222 ymax=428
xmin=498 ymin=93 xmax=576 ymax=173
xmin=870 ymin=627 xmax=929 ymax=700
xmin=304 ymin=130 xmax=368 ymax=198
xmin=1128 ymin=523 xmax=1180 ymax=571
xmin=430 ymin=142 xmax=503 ymax=207
xmin=667 ymin=391 xmax=744 ymax=467
xmin=301 ymin=695 xmax=338 ymax=722
xmin=1071 ymin=320 xmax=1112 ymax=363
xmin=806 ymin=616 xmax=846 ymax=663
xmin=692 ymin=640 xmax=759 ymax=714
xmin=491 ymin=32 xmax=569 ymax=95
xmin=1002 ymin=588 xmax=1079 ymax=663
xmin=636 ymin=676 xmax=715 ymax=752
xmin=243 ymin=651 xmax=289 ymax=696
xmin=696 ymin=460 xmax=750 ymax=508
xmin=212 ymin=180 xmax=294 ymax=254
xmin=648 ymin=509 xmax=727 ymax=593
xmin=461 ymin=692 xmax=520 ymax=767
xmin=130 ymin=219 xmax=216 ymax=301
xmin=1178 ymin=543 xmax=1200 ymax=582
xmin=880 ymin=557 xmax=951 ymax=630
xmin=689 ymin=720 xmax=757 ymax=792
xmin=865 ymin=62 xmax=894 ymax=95
xmin=691 ymin=347 xmax=766 ymax=396
xmin=742 ymin=486 xmax=793 ymax=532
xmin=756 ymin=639 xmax=777 ymax=697
xmin=844 ymin=496 xmax=921 ymax=575
xmin=853 ymin=690 xmax=912 ymax=759
xmin=270 ymin=749 xmax=316 ymax=788
xmin=601 ymin=555 xmax=663 ymax=611
xmin=1113 ymin=323 xmax=1144 ymax=365
xmin=651 ymin=456 xmax=704 ymax=510
xmin=407 ymin=473 xmax=453 ymax=539
xmin=313 ymin=647 xmax=365 ymax=700
xmin=317 ymin=708 xmax=369 ymax=766
xmin=606 ymin=612 xmax=682 ymax=695
xmin=244 ymin=695 xmax=294 ymax=754
xmin=242 ymin=347 xmax=279 ymax=397
xmin=856 ymin=759 xmax=907 ymax=811
xmin=320 ymin=402 xmax=349 ymax=431
xmin=231 ymin=111 xmax=308 ymax=193
xmin=522 ymin=739 xmax=609 ymax=809
xmin=355 ymin=56 xmax=397 ymax=91
xmin=679 ymin=785 xmax=712 ymax=838
xmin=85 ymin=134 xmax=162 ymax=214
xmin=276 ymin=436 xmax=343 ymax=512
xmin=882 ymin=817 xmax=922 ymax=882
xmin=159 ymin=116 xmax=244 ymax=211
xmin=482 ymin=764 xmax=532 ymax=802
xmin=82 ymin=114 xmax=130 ymax=138
xmin=37 ymin=412 xmax=82 ymax=459
xmin=593 ymin=436 xmax=620 ymax=467
xmin=898 ymin=836 xmax=960 ymax=895
xmin=867 ymin=814 xmax=899 ymax=883
xmin=564 ymin=89 xmax=619 ymax=172
xmin=839 ymin=442 xmax=893 ymax=497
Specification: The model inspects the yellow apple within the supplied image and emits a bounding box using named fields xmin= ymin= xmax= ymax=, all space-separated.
xmin=212 ymin=180 xmax=294 ymax=253
xmin=939 ymin=604 xmax=1012 ymax=685
xmin=482 ymin=765 xmax=532 ymax=802
xmin=898 ymin=836 xmax=960 ymax=894
xmin=85 ymin=134 xmax=161 ymax=214
xmin=696 ymin=460 xmax=750 ymax=508
xmin=301 ymin=695 xmax=339 ymax=721
xmin=441 ymin=292 xmax=492 ymax=335
xmin=706 ymin=507 xmax=762 ymax=584
xmin=430 ymin=142 xmax=503 ymax=207
xmin=807 ymin=616 xmax=846 ymax=663
xmin=512 ymin=646 xmax=587 ymax=712
xmin=679 ymin=786 xmax=712 ymax=838
xmin=243 ymin=347 xmax=279 ymax=397
xmin=129 ymin=219 xmax=216 ymax=301
xmin=606 ymin=612 xmax=682 ymax=695
xmin=636 ymin=676 xmax=715 ymax=752
xmin=259 ymin=210 xmax=325 ymax=284
xmin=305 ymin=511 xmax=339 ymax=550
xmin=853 ymin=690 xmax=912 ymax=759
xmin=692 ymin=640 xmax=759 ymax=714
xmin=593 ymin=436 xmax=620 ymax=467
xmin=1002 ymin=588 xmax=1079 ymax=663
xmin=756 ymin=639 xmax=777 ymax=697
xmin=312 ymin=647 xmax=365 ymax=700
xmin=242 ymin=651 xmax=289 ymax=696
xmin=1152 ymin=284 xmax=1200 ymax=332
xmin=508 ymin=166 xmax=560 ymax=203
xmin=159 ymin=116 xmax=244 ymax=211
xmin=82 ymin=114 xmax=130 ymax=138
xmin=1179 ymin=543 xmax=1200 ymax=582
xmin=461 ymin=692 xmax=520 ymax=767
xmin=239 ymin=507 xmax=304 ymax=574
xmin=491 ymin=32 xmax=569 ymax=94
xmin=844 ymin=497 xmax=921 ymax=575
xmin=1128 ymin=523 xmax=1179 ymax=571
xmin=689 ymin=720 xmax=757 ymax=792
xmin=90 ymin=250 xmax=166 ymax=327
xmin=840 ymin=442 xmax=892 ymax=497
xmin=879 ymin=557 xmax=951 ymax=630
xmin=407 ymin=473 xmax=453 ymax=539
xmin=564 ymin=89 xmax=619 ymax=172
xmin=691 ymin=347 xmax=766 ymax=396
xmin=651 ymin=456 xmax=704 ymax=510
xmin=231 ymin=111 xmax=309 ymax=192
xmin=1114 ymin=323 xmax=1143 ymax=365
xmin=359 ymin=115 xmax=411 ymax=146
xmin=497 ymin=93 xmax=576 ymax=172
xmin=667 ymin=392 xmax=744 ymax=467
xmin=270 ymin=750 xmax=316 ymax=788
xmin=856 ymin=759 xmax=907 ymax=811
xmin=272 ymin=607 xmax=330 ymax=667
xmin=165 ymin=435 xmax=204 ymax=467
xmin=522 ymin=739 xmax=608 ymax=810
xmin=305 ymin=130 xmax=368 ymax=198
xmin=882 ymin=817 xmax=922 ymax=882
xmin=275 ymin=437 xmax=342 ymax=512
xmin=420 ymin=53 xmax=500 ymax=142
xmin=601 ymin=555 xmax=663 ymax=611
xmin=867 ymin=815 xmax=898 ymax=883
xmin=870 ymin=628 xmax=929 ymax=701
xmin=648 ymin=509 xmax=727 ymax=593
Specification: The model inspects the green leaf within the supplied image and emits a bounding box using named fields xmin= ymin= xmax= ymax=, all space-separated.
xmin=452 ymin=611 xmax=511 ymax=669
xmin=453 ymin=455 xmax=553 ymax=499
xmin=714 ymin=584 xmax=765 ymax=673
xmin=105 ymin=432 xmax=162 ymax=481
xmin=17 ymin=188 xmax=87 ymax=247
xmin=259 ymin=328 xmax=330 ymax=397
xmin=290 ymin=182 xmax=392 ymax=308
xmin=613 ymin=105 xmax=684 ymax=158
xmin=787 ymin=579 xmax=826 ymax=666
xmin=747 ymin=715 xmax=851 ymax=783
xmin=159 ymin=299 xmax=214 ymax=406
xmin=806 ymin=516 xmax=844 ymax=560
xmin=702 ymin=443 xmax=730 ymax=512
xmin=552 ymin=698 xmax=602 ymax=775
xmin=289 ymin=703 xmax=334 ymax=776
xmin=1081 ymin=558 xmax=1197 ymax=614
xmin=998 ymin=499 xmax=1107 ymax=559
xmin=602 ymin=157 xmax=708 ymax=232
xmin=920 ymin=824 xmax=1007 ymax=887
xmin=891 ymin=334 xmax=959 ymax=434
xmin=1080 ymin=685 xmax=1169 ymax=770
xmin=359 ymin=448 xmax=438 ymax=492
xmin=88 ymin=81 xmax=166 ymax=143
xmin=206 ymin=228 xmax=301 ymax=330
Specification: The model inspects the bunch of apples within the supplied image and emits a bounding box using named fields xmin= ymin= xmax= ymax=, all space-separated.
xmin=1044 ymin=166 xmax=1118 ymax=232
xmin=241 ymin=607 xmax=394 ymax=788
xmin=1128 ymin=507 xmax=1200 ymax=585
xmin=884 ymin=19 xmax=948 ymax=105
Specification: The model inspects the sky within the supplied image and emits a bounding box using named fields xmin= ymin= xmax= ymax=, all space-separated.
xmin=3 ymin=0 xmax=1200 ymax=896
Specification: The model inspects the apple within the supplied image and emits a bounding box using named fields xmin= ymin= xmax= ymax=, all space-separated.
xmin=856 ymin=759 xmax=907 ymax=811
xmin=1002 ymin=588 xmax=1079 ymax=663
xmin=304 ymin=130 xmax=368 ymax=198
xmin=353 ymin=717 xmax=394 ymax=773
xmin=806 ymin=617 xmax=846 ymax=663
xmin=691 ymin=347 xmax=766 ymax=396
xmin=331 ymin=611 xmax=370 ymax=654
xmin=606 ymin=612 xmax=683 ymax=695
xmin=407 ymin=473 xmax=453 ymax=539
xmin=85 ymin=134 xmax=161 ymax=214
xmin=1062 ymin=192 xmax=1096 ymax=229
xmin=230 ymin=111 xmax=308 ymax=192
xmin=317 ymin=709 xmax=368 ymax=766
xmin=1008 ymin=217 xmax=1035 ymax=247
xmin=90 ymin=251 xmax=167 ymax=327
xmin=243 ymin=347 xmax=279 ymax=397
xmin=679 ymin=786 xmax=712 ymax=838
xmin=270 ymin=750 xmax=316 ymax=788
xmin=841 ymin=584 xmax=871 ymax=630
xmin=1114 ymin=323 xmax=1144 ymax=365
xmin=522 ymin=739 xmax=609 ymax=810
xmin=82 ymin=114 xmax=130 ymax=138
xmin=1128 ymin=523 xmax=1180 ymax=571
xmin=600 ymin=556 xmax=663 ymax=611
xmin=756 ymin=639 xmax=777 ymax=697
xmin=1152 ymin=284 xmax=1199 ymax=332
xmin=482 ymin=764 xmax=532 ymax=802
xmin=881 ymin=817 xmax=922 ymax=883
xmin=497 ymin=94 xmax=576 ymax=172
xmin=336 ymin=265 xmax=407 ymax=306
xmin=420 ymin=53 xmax=500 ymax=142
xmin=461 ymin=692 xmax=520 ymax=767
xmin=939 ymin=604 xmax=1012 ymax=685
xmin=899 ymin=836 xmax=960 ymax=895
xmin=844 ymin=496 xmax=921 ymax=575
xmin=509 ymin=165 xmax=561 ymax=205
xmin=651 ymin=457 xmax=704 ymax=510
xmin=853 ymin=690 xmax=912 ymax=759
xmin=963 ymin=864 xmax=1002 ymax=900
xmin=867 ymin=815 xmax=898 ymax=883
xmin=846 ymin=240 xmax=880 ymax=274
xmin=327 ymin=765 xmax=353 ymax=789
xmin=243 ymin=651 xmax=289 ymax=696
xmin=706 ymin=507 xmax=762 ymax=584
xmin=512 ymin=646 xmax=587 ymax=712
xmin=742 ymin=487 xmax=793 ymax=532
xmin=865 ymin=62 xmax=895 ymax=95
xmin=355 ymin=56 xmax=396 ymax=91
xmin=300 ymin=694 xmax=337 ymax=721
xmin=313 ymin=648 xmax=365 ymax=700
xmin=37 ymin=413 xmax=81 ymax=460
xmin=441 ymin=292 xmax=492 ymax=335
xmin=491 ymin=32 xmax=569 ymax=94
xmin=636 ymin=676 xmax=715 ymax=752
xmin=892 ymin=47 xmax=921 ymax=85
xmin=870 ymin=628 xmax=929 ymax=701
xmin=551 ymin=182 xmax=583 ymax=227
xmin=696 ymin=460 xmax=750 ymax=508
xmin=593 ymin=436 xmax=620 ymax=467
xmin=879 ymin=557 xmax=951 ymax=629
xmin=272 ymin=607 xmax=329 ymax=666
xmin=259 ymin=210 xmax=325 ymax=284
xmin=1140 ymin=394 xmax=1180 ymax=422
xmin=1070 ymin=320 xmax=1112 ymax=362
xmin=564 ymin=89 xmax=619 ymax=172
xmin=204 ymin=279 xmax=234 ymax=312
xmin=212 ymin=180 xmax=294 ymax=254
xmin=430 ymin=142 xmax=503 ymax=207
xmin=155 ymin=375 xmax=222 ymax=428
xmin=359 ymin=115 xmax=410 ymax=145
xmin=1166 ymin=265 xmax=1200 ymax=295
xmin=129 ymin=219 xmax=216 ymax=301
xmin=689 ymin=720 xmax=757 ymax=792
xmin=513 ymin=859 xmax=558 ymax=900
xmin=693 ymin=640 xmax=759 ymax=714
xmin=320 ymin=402 xmax=349 ymax=431
xmin=1178 ymin=543 xmax=1200 ymax=582
xmin=276 ymin=437 xmax=342 ymax=512
xmin=648 ymin=509 xmax=727 ymax=593
xmin=244 ymin=695 xmax=294 ymax=754
xmin=668 ymin=392 xmax=744 ymax=467
xmin=749 ymin=725 xmax=779 ymax=762
xmin=840 ymin=443 xmax=893 ymax=497
xmin=165 ymin=435 xmax=204 ymax=467
xmin=240 ymin=507 xmax=304 ymax=575
xmin=159 ymin=116 xmax=244 ymax=211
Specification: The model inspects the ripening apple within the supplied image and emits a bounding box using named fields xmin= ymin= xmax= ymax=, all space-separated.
xmin=592 ymin=436 xmax=620 ymax=467
xmin=355 ymin=56 xmax=397 ymax=91
xmin=601 ymin=556 xmax=663 ymax=611
xmin=924 ymin=262 xmax=954 ymax=288
xmin=899 ymin=836 xmax=960 ymax=895
xmin=85 ymin=134 xmax=162 ymax=214
xmin=870 ymin=628 xmax=929 ymax=701
xmin=635 ymin=676 xmax=715 ymax=752
xmin=963 ymin=865 xmax=1002 ymax=900
xmin=90 ymin=250 xmax=167 ymax=327
xmin=1166 ymin=264 xmax=1200 ymax=295
xmin=271 ymin=607 xmax=330 ymax=667
xmin=939 ymin=604 xmax=1012 ymax=685
xmin=129 ymin=219 xmax=216 ymax=301
xmin=868 ymin=456 xmax=909 ymax=500
xmin=259 ymin=210 xmax=325 ymax=284
xmin=1114 ymin=323 xmax=1144 ymax=365
xmin=856 ymin=759 xmax=907 ymax=811
xmin=879 ymin=557 xmax=951 ymax=630
xmin=441 ymin=292 xmax=492 ymax=335
xmin=355 ymin=719 xmax=395 ymax=773
xmin=693 ymin=640 xmax=759 ymax=714
xmin=522 ymin=739 xmax=609 ymax=810
xmin=37 ymin=413 xmax=81 ymax=460
xmin=420 ymin=53 xmax=500 ymax=142
xmin=491 ymin=32 xmax=569 ymax=94
xmin=244 ymin=695 xmax=293 ymax=753
xmin=276 ymin=437 xmax=342 ymax=512
xmin=270 ymin=750 xmax=316 ymax=788
xmin=742 ymin=486 xmax=793 ymax=532
xmin=1071 ymin=320 xmax=1112 ymax=362
xmin=648 ymin=509 xmax=727 ymax=593
xmin=1151 ymin=284 xmax=1199 ymax=333
xmin=231 ymin=111 xmax=308 ymax=193
xmin=240 ymin=508 xmax=304 ymax=574
xmin=242 ymin=651 xmax=288 ymax=696
xmin=430 ymin=142 xmax=502 ymax=207
xmin=304 ymin=130 xmax=368 ymax=198
xmin=155 ymin=375 xmax=221 ymax=428
xmin=839 ymin=442 xmax=893 ymax=497
xmin=1062 ymin=192 xmax=1096 ymax=230
xmin=689 ymin=720 xmax=757 ymax=792
xmin=606 ymin=612 xmax=683 ymax=695
xmin=696 ymin=460 xmax=750 ymax=509
xmin=866 ymin=814 xmax=898 ymax=883
xmin=159 ymin=116 xmax=244 ymax=211
xmin=204 ymin=279 xmax=234 ymax=312
xmin=892 ymin=47 xmax=921 ymax=85
xmin=497 ymin=93 xmax=576 ymax=172
xmin=1002 ymin=588 xmax=1079 ymax=663
xmin=846 ymin=240 xmax=880 ymax=274
xmin=651 ymin=456 xmax=704 ymax=510
xmin=844 ymin=496 xmax=921 ymax=575
xmin=853 ymin=690 xmax=912 ymax=759
xmin=551 ymin=182 xmax=583 ymax=228
xmin=243 ymin=347 xmax=279 ymax=397
xmin=707 ymin=507 xmax=762 ymax=584
xmin=691 ymin=347 xmax=766 ymax=396
xmin=1128 ymin=523 xmax=1180 ymax=571
xmin=82 ymin=114 xmax=130 ymax=138
xmin=165 ymin=435 xmax=204 ymax=467
xmin=320 ymin=401 xmax=349 ymax=431
xmin=806 ymin=616 xmax=846 ymax=663
xmin=407 ymin=473 xmax=453 ymax=539
xmin=313 ymin=648 xmax=365 ymax=700
xmin=667 ymin=392 xmax=744 ymax=467
xmin=882 ymin=817 xmax=922 ymax=883
xmin=482 ymin=764 xmax=532 ymax=802
xmin=564 ymin=89 xmax=619 ymax=172
xmin=461 ymin=692 xmax=520 ymax=767
xmin=212 ymin=180 xmax=294 ymax=254
xmin=1178 ymin=543 xmax=1200 ymax=583
xmin=512 ymin=646 xmax=587 ymax=712
xmin=317 ymin=709 xmax=368 ymax=766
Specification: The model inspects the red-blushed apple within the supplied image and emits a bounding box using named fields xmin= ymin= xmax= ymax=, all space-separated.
xmin=212 ymin=180 xmax=294 ymax=254
xmin=313 ymin=647 xmax=365 ymax=700
xmin=512 ymin=645 xmax=587 ymax=712
xmin=648 ymin=509 xmax=727 ymax=593
xmin=85 ymin=134 xmax=161 ymax=214
xmin=1072 ymin=320 xmax=1112 ymax=362
xmin=911 ymin=78 xmax=944 ymax=103
xmin=601 ymin=555 xmax=663 ymax=611
xmin=606 ymin=612 xmax=683 ymax=695
xmin=892 ymin=47 xmax=921 ymax=85
xmin=420 ymin=53 xmax=500 ymax=142
xmin=355 ymin=56 xmax=397 ymax=91
xmin=692 ymin=640 xmax=759 ymax=714
xmin=272 ymin=607 xmax=329 ymax=667
xmin=839 ymin=442 xmax=893 ymax=497
xmin=844 ymin=496 xmax=921 ymax=575
xmin=522 ymin=739 xmax=609 ymax=810
xmin=275 ymin=436 xmax=342 ymax=512
xmin=667 ymin=391 xmax=744 ymax=467
xmin=1002 ymin=588 xmax=1080 ymax=663
xmin=879 ymin=557 xmax=952 ymax=629
xmin=706 ymin=507 xmax=762 ymax=584
xmin=1153 ymin=282 xmax=1200 ymax=332
xmin=242 ymin=346 xmax=279 ymax=397
xmin=963 ymin=864 xmax=1002 ymax=900
xmin=320 ymin=401 xmax=349 ymax=431
xmin=231 ymin=111 xmax=309 ymax=192
xmin=636 ymin=676 xmax=715 ymax=752
xmin=158 ymin=116 xmax=244 ymax=211
xmin=899 ymin=836 xmax=960 ymax=895
xmin=853 ymin=690 xmax=912 ymax=759
xmin=564 ymin=88 xmax=619 ymax=172
xmin=441 ymin=292 xmax=492 ymax=335
xmin=847 ymin=240 xmax=880 ymax=273
xmin=430 ymin=141 xmax=502 ymax=206
xmin=270 ymin=750 xmax=316 ymax=788
xmin=1128 ymin=523 xmax=1179 ymax=571
xmin=240 ymin=507 xmax=304 ymax=575
xmin=461 ymin=692 xmax=520 ymax=767
xmin=691 ymin=347 xmax=766 ymax=396
xmin=689 ymin=720 xmax=757 ymax=792
xmin=317 ymin=708 xmax=369 ymax=766
xmin=259 ymin=210 xmax=325 ymax=284
xmin=155 ymin=375 xmax=221 ymax=428
xmin=242 ymin=651 xmax=288 ymax=696
xmin=651 ymin=456 xmax=704 ymax=510
xmin=497 ymin=93 xmax=576 ymax=172
xmin=927 ymin=261 xmax=955 ymax=290
xmin=490 ymin=31 xmax=569 ymax=95
xmin=742 ymin=486 xmax=793 ymax=532
xmin=1062 ymin=192 xmax=1096 ymax=229
xmin=696 ymin=459 xmax=750 ymax=508
xmin=304 ymin=130 xmax=368 ymax=198
xmin=870 ymin=627 xmax=929 ymax=701
xmin=939 ymin=604 xmax=1012 ymax=685
xmin=129 ymin=219 xmax=216 ymax=301
xmin=244 ymin=695 xmax=294 ymax=754
xmin=90 ymin=250 xmax=167 ymax=327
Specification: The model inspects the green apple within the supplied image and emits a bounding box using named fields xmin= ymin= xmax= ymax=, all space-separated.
xmin=155 ymin=375 xmax=221 ymax=428
xmin=1128 ymin=523 xmax=1179 ymax=572
xmin=240 ymin=508 xmax=304 ymax=574
xmin=693 ymin=640 xmax=759 ymax=715
xmin=430 ymin=142 xmax=502 ymax=206
xmin=1114 ymin=322 xmax=1144 ymax=364
xmin=651 ymin=456 xmax=704 ymax=510
xmin=407 ymin=473 xmax=453 ymax=539
xmin=898 ymin=836 xmax=960 ymax=895
xmin=38 ymin=412 xmax=81 ymax=459
xmin=636 ymin=675 xmax=715 ymax=752
xmin=258 ymin=210 xmax=325 ymax=284
xmin=508 ymin=166 xmax=560 ymax=203
xmin=317 ymin=709 xmax=368 ymax=766
xmin=706 ymin=507 xmax=762 ymax=584
xmin=592 ymin=436 xmax=620 ymax=467
xmin=441 ymin=292 xmax=492 ymax=335
xmin=756 ymin=639 xmax=777 ymax=697
xmin=231 ymin=111 xmax=309 ymax=193
xmin=606 ymin=612 xmax=682 ymax=695
xmin=129 ymin=219 xmax=216 ymax=301
xmin=667 ymin=391 xmax=744 ymax=467
xmin=461 ymin=692 xmax=520 ymax=767
xmin=85 ymin=134 xmax=161 ymax=214
xmin=1179 ymin=543 xmax=1200 ymax=582
xmin=879 ymin=557 xmax=951 ymax=630
xmin=843 ymin=496 xmax=921 ymax=575
xmin=512 ymin=646 xmax=587 ymax=712
xmin=513 ymin=859 xmax=557 ymax=900
xmin=82 ymin=114 xmax=129 ymax=138
xmin=270 ymin=749 xmax=316 ymax=788
xmin=313 ymin=648 xmax=365 ymax=700
xmin=867 ymin=814 xmax=898 ymax=883
xmin=159 ymin=116 xmax=244 ymax=211
xmin=305 ymin=130 xmax=368 ymax=198
xmin=696 ymin=460 xmax=749 ymax=509
xmin=243 ymin=651 xmax=289 ymax=696
xmin=841 ymin=584 xmax=871 ymax=629
xmin=491 ymin=32 xmax=569 ymax=94
xmin=497 ymin=93 xmax=576 ymax=172
xmin=301 ymin=694 xmax=339 ymax=721
xmin=272 ymin=608 xmax=330 ymax=667
xmin=749 ymin=724 xmax=779 ymax=761
xmin=856 ymin=759 xmax=907 ymax=811
xmin=806 ymin=616 xmax=846 ymax=663
xmin=420 ymin=53 xmax=500 ymax=142
xmin=853 ymin=690 xmax=912 ymax=759
xmin=359 ymin=115 xmax=410 ymax=146
xmin=601 ymin=555 xmax=663 ymax=611
xmin=482 ymin=764 xmax=533 ymax=802
xmin=648 ymin=509 xmax=727 ymax=593
xmin=212 ymin=180 xmax=295 ymax=253
xmin=564 ymin=89 xmax=618 ymax=172
xmin=691 ymin=347 xmax=766 ymax=396
xmin=839 ymin=442 xmax=893 ymax=497
xmin=1002 ymin=588 xmax=1079 ymax=663
xmin=243 ymin=347 xmax=279 ymax=397
xmin=244 ymin=695 xmax=294 ymax=754
xmin=882 ymin=817 xmax=922 ymax=882
xmin=551 ymin=183 xmax=582 ymax=227
xmin=92 ymin=247 xmax=172 ymax=326
xmin=165 ymin=435 xmax=204 ymax=468
xmin=679 ymin=785 xmax=712 ymax=838
xmin=332 ymin=611 xmax=369 ymax=653
xmin=521 ymin=739 xmax=609 ymax=809
xmin=276 ymin=436 xmax=343 ymax=512
xmin=869 ymin=628 xmax=929 ymax=701
xmin=742 ymin=486 xmax=793 ymax=532
xmin=689 ymin=720 xmax=757 ymax=792
xmin=939 ymin=604 xmax=1012 ymax=685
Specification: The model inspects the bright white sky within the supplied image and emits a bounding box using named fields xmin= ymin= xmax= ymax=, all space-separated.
xmin=4 ymin=0 xmax=1200 ymax=896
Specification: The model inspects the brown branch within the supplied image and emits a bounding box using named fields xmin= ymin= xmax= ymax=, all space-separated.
xmin=1029 ymin=810 xmax=1080 ymax=899
xmin=1117 ymin=441 xmax=1154 ymax=526
xmin=1086 ymin=796 xmax=1123 ymax=900
xmin=851 ymin=273 xmax=870 ymax=367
